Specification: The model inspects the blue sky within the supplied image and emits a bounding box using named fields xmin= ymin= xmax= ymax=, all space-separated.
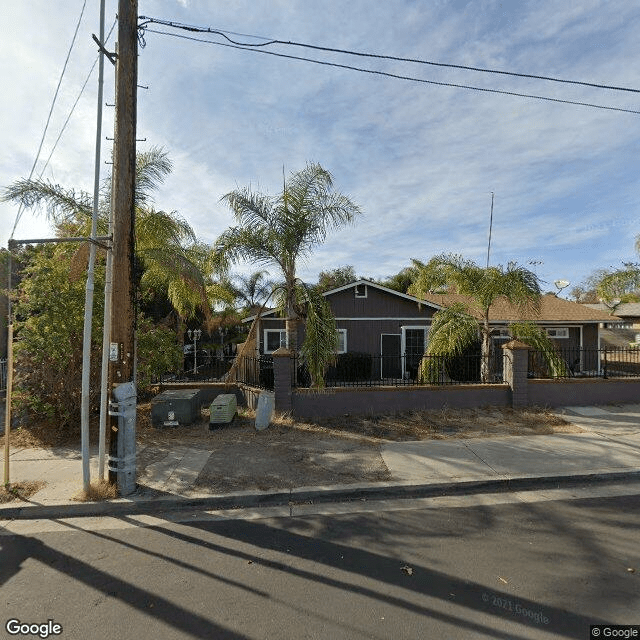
xmin=2 ymin=0 xmax=639 ymax=295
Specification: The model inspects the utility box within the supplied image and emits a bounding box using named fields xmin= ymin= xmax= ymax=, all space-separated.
xmin=151 ymin=389 xmax=201 ymax=427
xmin=209 ymin=394 xmax=237 ymax=427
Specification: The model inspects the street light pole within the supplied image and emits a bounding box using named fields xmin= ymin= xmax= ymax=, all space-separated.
xmin=187 ymin=329 xmax=202 ymax=374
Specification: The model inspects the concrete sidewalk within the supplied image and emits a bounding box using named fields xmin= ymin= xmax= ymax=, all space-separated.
xmin=1 ymin=404 xmax=639 ymax=519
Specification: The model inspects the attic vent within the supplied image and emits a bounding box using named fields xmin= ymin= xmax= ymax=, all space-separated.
xmin=354 ymin=284 xmax=367 ymax=298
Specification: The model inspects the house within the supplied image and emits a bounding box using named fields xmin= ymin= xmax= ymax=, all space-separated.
xmin=245 ymin=280 xmax=617 ymax=379
xmin=582 ymin=302 xmax=640 ymax=330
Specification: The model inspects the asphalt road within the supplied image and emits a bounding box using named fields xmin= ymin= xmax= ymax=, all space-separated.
xmin=1 ymin=485 xmax=639 ymax=640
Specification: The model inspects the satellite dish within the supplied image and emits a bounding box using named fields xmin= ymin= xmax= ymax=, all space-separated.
xmin=554 ymin=279 xmax=570 ymax=294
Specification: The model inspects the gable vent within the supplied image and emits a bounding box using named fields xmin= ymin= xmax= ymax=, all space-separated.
xmin=354 ymin=284 xmax=367 ymax=298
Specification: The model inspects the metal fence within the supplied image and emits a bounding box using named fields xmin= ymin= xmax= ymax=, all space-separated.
xmin=0 ymin=358 xmax=6 ymax=392
xmin=528 ymin=347 xmax=640 ymax=379
xmin=291 ymin=352 xmax=506 ymax=388
xmin=154 ymin=355 xmax=274 ymax=390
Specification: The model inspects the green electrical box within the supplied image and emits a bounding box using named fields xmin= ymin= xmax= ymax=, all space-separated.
xmin=151 ymin=389 xmax=201 ymax=427
xmin=209 ymin=394 xmax=237 ymax=428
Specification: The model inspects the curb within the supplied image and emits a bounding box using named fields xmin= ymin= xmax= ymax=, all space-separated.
xmin=2 ymin=469 xmax=640 ymax=521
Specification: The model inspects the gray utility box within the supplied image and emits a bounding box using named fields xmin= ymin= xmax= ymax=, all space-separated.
xmin=209 ymin=394 xmax=237 ymax=427
xmin=151 ymin=389 xmax=201 ymax=427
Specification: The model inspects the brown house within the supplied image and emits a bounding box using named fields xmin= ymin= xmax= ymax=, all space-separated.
xmin=245 ymin=280 xmax=616 ymax=378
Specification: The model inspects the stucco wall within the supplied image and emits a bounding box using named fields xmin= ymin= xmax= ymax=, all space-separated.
xmin=291 ymin=384 xmax=511 ymax=418
xmin=528 ymin=378 xmax=640 ymax=407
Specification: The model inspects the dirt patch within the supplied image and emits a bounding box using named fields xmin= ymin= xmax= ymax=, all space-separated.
xmin=0 ymin=481 xmax=46 ymax=504
xmin=134 ymin=404 xmax=580 ymax=495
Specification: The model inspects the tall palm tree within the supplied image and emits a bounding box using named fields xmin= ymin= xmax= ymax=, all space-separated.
xmin=216 ymin=163 xmax=361 ymax=383
xmin=408 ymin=254 xmax=541 ymax=382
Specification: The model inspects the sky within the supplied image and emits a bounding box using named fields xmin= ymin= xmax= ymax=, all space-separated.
xmin=1 ymin=0 xmax=639 ymax=296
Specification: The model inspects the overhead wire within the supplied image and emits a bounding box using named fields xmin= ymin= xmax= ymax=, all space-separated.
xmin=138 ymin=16 xmax=640 ymax=95
xmin=10 ymin=0 xmax=88 ymax=239
xmin=141 ymin=27 xmax=640 ymax=116
xmin=38 ymin=18 xmax=117 ymax=180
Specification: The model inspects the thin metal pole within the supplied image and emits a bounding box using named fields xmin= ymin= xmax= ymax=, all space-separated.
xmin=3 ymin=254 xmax=13 ymax=486
xmin=486 ymin=192 xmax=494 ymax=269
xmin=80 ymin=0 xmax=106 ymax=493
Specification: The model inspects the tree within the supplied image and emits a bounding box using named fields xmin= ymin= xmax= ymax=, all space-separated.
xmin=571 ymin=264 xmax=640 ymax=311
xmin=216 ymin=163 xmax=361 ymax=386
xmin=408 ymin=254 xmax=541 ymax=382
xmin=315 ymin=266 xmax=356 ymax=293
xmin=3 ymin=148 xmax=222 ymax=325
xmin=379 ymin=265 xmax=419 ymax=293
xmin=226 ymin=270 xmax=275 ymax=312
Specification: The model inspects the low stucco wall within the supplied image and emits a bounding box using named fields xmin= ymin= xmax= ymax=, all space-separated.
xmin=528 ymin=378 xmax=640 ymax=407
xmin=291 ymin=384 xmax=511 ymax=419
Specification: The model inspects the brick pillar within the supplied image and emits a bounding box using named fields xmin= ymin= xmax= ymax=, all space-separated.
xmin=272 ymin=347 xmax=292 ymax=412
xmin=502 ymin=340 xmax=530 ymax=408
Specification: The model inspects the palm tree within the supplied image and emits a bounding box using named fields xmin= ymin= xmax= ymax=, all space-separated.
xmin=216 ymin=163 xmax=361 ymax=386
xmin=226 ymin=270 xmax=275 ymax=313
xmin=3 ymin=148 xmax=222 ymax=323
xmin=408 ymin=254 xmax=542 ymax=382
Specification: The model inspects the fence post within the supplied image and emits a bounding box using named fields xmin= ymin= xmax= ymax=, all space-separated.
xmin=272 ymin=347 xmax=293 ymax=413
xmin=502 ymin=340 xmax=530 ymax=408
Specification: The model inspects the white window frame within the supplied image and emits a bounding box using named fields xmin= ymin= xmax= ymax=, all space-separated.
xmin=336 ymin=329 xmax=347 ymax=354
xmin=546 ymin=327 xmax=569 ymax=339
xmin=264 ymin=329 xmax=286 ymax=353
xmin=354 ymin=284 xmax=367 ymax=298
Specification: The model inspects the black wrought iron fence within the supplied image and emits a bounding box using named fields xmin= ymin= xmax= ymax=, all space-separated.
xmin=528 ymin=347 xmax=640 ymax=379
xmin=152 ymin=355 xmax=275 ymax=390
xmin=291 ymin=351 xmax=505 ymax=388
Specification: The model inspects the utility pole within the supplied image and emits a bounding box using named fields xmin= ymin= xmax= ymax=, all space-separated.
xmin=108 ymin=0 xmax=138 ymax=494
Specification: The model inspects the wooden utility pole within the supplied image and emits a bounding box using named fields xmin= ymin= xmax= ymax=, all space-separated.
xmin=108 ymin=0 xmax=138 ymax=491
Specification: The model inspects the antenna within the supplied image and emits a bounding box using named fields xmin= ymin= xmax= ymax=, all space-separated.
xmin=486 ymin=192 xmax=494 ymax=268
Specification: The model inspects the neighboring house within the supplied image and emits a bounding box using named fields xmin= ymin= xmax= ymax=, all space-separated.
xmin=244 ymin=280 xmax=617 ymax=379
xmin=582 ymin=302 xmax=640 ymax=330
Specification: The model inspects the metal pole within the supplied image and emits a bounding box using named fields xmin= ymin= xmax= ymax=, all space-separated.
xmin=80 ymin=0 xmax=106 ymax=493
xmin=3 ymin=252 xmax=13 ymax=486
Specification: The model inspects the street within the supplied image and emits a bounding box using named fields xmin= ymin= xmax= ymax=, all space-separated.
xmin=1 ymin=483 xmax=639 ymax=639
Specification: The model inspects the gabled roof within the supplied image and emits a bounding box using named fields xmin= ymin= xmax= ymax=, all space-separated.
xmin=419 ymin=292 xmax=618 ymax=323
xmin=322 ymin=279 xmax=442 ymax=309
xmin=242 ymin=279 xmax=441 ymax=322
xmin=583 ymin=302 xmax=640 ymax=318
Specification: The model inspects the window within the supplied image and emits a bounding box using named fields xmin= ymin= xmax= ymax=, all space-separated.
xmin=264 ymin=329 xmax=286 ymax=353
xmin=336 ymin=329 xmax=347 ymax=354
xmin=493 ymin=328 xmax=511 ymax=339
xmin=354 ymin=284 xmax=367 ymax=298
xmin=546 ymin=327 xmax=569 ymax=339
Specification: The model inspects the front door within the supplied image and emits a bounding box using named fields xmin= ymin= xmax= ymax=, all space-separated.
xmin=381 ymin=334 xmax=401 ymax=379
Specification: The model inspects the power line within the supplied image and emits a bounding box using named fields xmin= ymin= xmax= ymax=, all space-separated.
xmin=10 ymin=0 xmax=87 ymax=239
xmin=142 ymin=28 xmax=640 ymax=116
xmin=138 ymin=16 xmax=640 ymax=95
xmin=38 ymin=18 xmax=117 ymax=180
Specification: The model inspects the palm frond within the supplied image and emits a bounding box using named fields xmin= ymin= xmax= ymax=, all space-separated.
xmin=509 ymin=321 xmax=569 ymax=377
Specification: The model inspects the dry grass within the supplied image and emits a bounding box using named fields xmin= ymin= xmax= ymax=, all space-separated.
xmin=0 ymin=481 xmax=46 ymax=503
xmin=270 ymin=406 xmax=579 ymax=441
xmin=72 ymin=480 xmax=118 ymax=502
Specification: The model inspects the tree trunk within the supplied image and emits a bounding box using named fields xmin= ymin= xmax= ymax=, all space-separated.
xmin=480 ymin=315 xmax=492 ymax=383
